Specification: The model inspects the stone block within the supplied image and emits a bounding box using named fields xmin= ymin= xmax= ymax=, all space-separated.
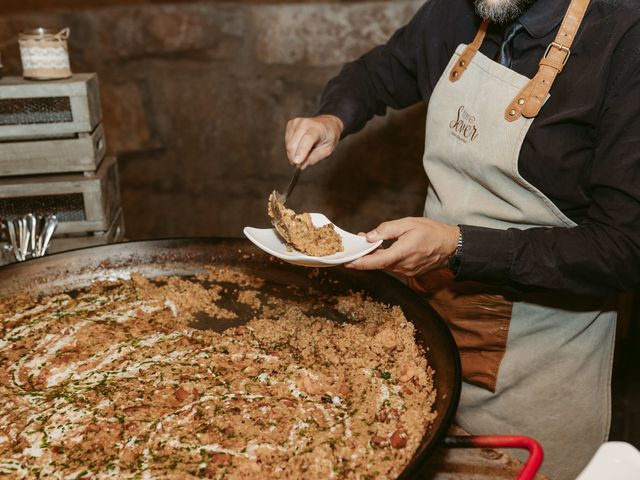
xmin=101 ymin=81 xmax=157 ymax=153
xmin=93 ymin=4 xmax=247 ymax=61
xmin=253 ymin=0 xmax=423 ymax=66
xmin=209 ymin=73 xmax=330 ymax=178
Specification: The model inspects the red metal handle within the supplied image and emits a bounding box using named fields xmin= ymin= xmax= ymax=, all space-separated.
xmin=444 ymin=435 xmax=544 ymax=480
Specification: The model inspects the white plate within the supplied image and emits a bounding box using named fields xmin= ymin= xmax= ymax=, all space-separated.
xmin=576 ymin=442 xmax=640 ymax=480
xmin=243 ymin=213 xmax=382 ymax=267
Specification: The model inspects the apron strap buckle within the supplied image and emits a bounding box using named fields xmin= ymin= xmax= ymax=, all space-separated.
xmin=505 ymin=0 xmax=590 ymax=122
xmin=544 ymin=41 xmax=571 ymax=68
xmin=540 ymin=41 xmax=572 ymax=74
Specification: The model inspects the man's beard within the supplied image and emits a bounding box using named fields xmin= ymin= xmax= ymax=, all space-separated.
xmin=474 ymin=0 xmax=536 ymax=24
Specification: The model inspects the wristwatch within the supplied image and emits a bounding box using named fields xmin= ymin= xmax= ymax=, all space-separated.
xmin=448 ymin=226 xmax=464 ymax=275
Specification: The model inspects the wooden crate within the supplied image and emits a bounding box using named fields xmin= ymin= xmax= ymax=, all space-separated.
xmin=0 ymin=208 xmax=124 ymax=266
xmin=0 ymin=123 xmax=107 ymax=176
xmin=48 ymin=207 xmax=125 ymax=254
xmin=0 ymin=156 xmax=120 ymax=235
xmin=0 ymin=74 xmax=102 ymax=141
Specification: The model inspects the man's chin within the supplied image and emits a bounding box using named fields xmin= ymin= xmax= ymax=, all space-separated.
xmin=473 ymin=0 xmax=536 ymax=24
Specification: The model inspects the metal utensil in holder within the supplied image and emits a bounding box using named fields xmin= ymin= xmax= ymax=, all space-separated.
xmin=19 ymin=28 xmax=72 ymax=80
xmin=1 ymin=214 xmax=58 ymax=262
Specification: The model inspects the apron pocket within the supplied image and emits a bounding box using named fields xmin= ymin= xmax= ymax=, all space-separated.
xmin=409 ymin=269 xmax=513 ymax=392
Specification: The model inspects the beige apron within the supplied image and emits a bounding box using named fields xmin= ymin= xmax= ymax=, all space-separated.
xmin=410 ymin=2 xmax=617 ymax=478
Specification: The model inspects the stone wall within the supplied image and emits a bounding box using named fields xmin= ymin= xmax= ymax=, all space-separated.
xmin=0 ymin=0 xmax=428 ymax=239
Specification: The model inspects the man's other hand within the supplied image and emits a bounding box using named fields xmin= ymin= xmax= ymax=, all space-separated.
xmin=285 ymin=115 xmax=344 ymax=169
xmin=346 ymin=218 xmax=460 ymax=277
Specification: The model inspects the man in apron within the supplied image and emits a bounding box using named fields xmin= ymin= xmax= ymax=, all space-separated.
xmin=284 ymin=0 xmax=640 ymax=478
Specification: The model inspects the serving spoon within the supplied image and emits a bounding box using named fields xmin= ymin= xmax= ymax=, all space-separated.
xmin=269 ymin=165 xmax=301 ymax=243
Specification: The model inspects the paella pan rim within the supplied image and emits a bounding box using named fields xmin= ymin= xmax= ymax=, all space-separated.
xmin=0 ymin=237 xmax=462 ymax=478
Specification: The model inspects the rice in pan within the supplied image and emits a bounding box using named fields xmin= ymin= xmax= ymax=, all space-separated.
xmin=0 ymin=266 xmax=436 ymax=479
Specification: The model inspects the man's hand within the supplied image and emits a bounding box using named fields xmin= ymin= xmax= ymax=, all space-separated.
xmin=346 ymin=217 xmax=460 ymax=277
xmin=285 ymin=115 xmax=344 ymax=169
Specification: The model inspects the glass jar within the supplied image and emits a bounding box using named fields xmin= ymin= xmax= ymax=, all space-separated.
xmin=19 ymin=28 xmax=72 ymax=80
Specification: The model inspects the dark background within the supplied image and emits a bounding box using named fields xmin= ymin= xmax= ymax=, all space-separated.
xmin=0 ymin=0 xmax=428 ymax=239
xmin=1 ymin=0 xmax=638 ymax=451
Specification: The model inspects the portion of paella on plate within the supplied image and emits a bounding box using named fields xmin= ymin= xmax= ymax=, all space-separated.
xmin=267 ymin=192 xmax=344 ymax=257
xmin=0 ymin=265 xmax=436 ymax=479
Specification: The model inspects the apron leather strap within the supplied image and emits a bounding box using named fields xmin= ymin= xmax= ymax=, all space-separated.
xmin=505 ymin=0 xmax=591 ymax=121
xmin=449 ymin=0 xmax=591 ymax=120
xmin=449 ymin=20 xmax=490 ymax=82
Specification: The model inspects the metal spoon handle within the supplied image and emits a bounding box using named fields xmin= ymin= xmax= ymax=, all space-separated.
xmin=27 ymin=214 xmax=37 ymax=256
xmin=39 ymin=215 xmax=58 ymax=256
xmin=19 ymin=219 xmax=29 ymax=261
xmin=20 ymin=217 xmax=31 ymax=260
xmin=7 ymin=220 xmax=21 ymax=261
xmin=284 ymin=165 xmax=301 ymax=203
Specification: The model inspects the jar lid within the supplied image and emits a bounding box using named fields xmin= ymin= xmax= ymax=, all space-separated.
xmin=19 ymin=28 xmax=69 ymax=41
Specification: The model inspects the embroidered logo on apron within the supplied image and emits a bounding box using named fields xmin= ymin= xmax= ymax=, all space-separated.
xmin=449 ymin=105 xmax=479 ymax=143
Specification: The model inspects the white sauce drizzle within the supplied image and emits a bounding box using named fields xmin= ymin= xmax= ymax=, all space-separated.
xmin=1 ymin=278 xmax=424 ymax=479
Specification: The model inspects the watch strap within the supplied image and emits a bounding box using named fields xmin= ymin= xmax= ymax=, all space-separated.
xmin=448 ymin=226 xmax=464 ymax=275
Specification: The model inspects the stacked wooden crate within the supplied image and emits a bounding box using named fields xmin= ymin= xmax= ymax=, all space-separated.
xmin=0 ymin=74 xmax=124 ymax=265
